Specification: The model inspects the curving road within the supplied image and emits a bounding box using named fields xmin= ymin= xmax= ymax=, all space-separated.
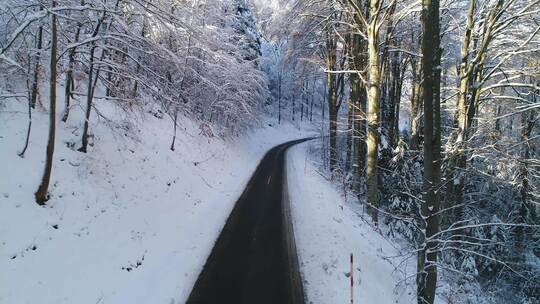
xmin=186 ymin=139 xmax=311 ymax=304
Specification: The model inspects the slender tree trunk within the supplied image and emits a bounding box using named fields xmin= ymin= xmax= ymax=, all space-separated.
xmin=322 ymin=76 xmax=326 ymax=121
xmin=62 ymin=19 xmax=82 ymax=122
xmin=392 ymin=66 xmax=403 ymax=145
xmin=78 ymin=5 xmax=111 ymax=152
xmin=170 ymin=106 xmax=178 ymax=151
xmin=329 ymin=101 xmax=338 ymax=172
xmin=417 ymin=0 xmax=441 ymax=302
xmin=357 ymin=85 xmax=367 ymax=190
xmin=30 ymin=12 xmax=43 ymax=109
xmin=345 ymin=94 xmax=354 ymax=171
xmin=35 ymin=1 xmax=57 ymax=205
xmin=346 ymin=32 xmax=357 ymax=173
xmin=366 ymin=0 xmax=382 ymax=223
xmin=278 ymin=72 xmax=282 ymax=124
xmin=310 ymin=78 xmax=315 ymax=122
xmin=78 ymin=45 xmax=97 ymax=153
xmin=301 ymin=81 xmax=305 ymax=121
xmin=515 ymin=96 xmax=537 ymax=251
xmin=132 ymin=2 xmax=148 ymax=96
xmin=18 ymin=88 xmax=32 ymax=157
xmin=388 ymin=54 xmax=403 ymax=147
xmin=410 ymin=57 xmax=423 ymax=150
xmin=350 ymin=30 xmax=367 ymax=194
xmin=292 ymin=93 xmax=296 ymax=121
xmin=327 ymin=50 xmax=338 ymax=172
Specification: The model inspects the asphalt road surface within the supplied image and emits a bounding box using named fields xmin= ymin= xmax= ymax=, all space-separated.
xmin=186 ymin=138 xmax=311 ymax=304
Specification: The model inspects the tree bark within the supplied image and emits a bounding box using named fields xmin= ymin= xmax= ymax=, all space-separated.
xmin=515 ymin=105 xmax=537 ymax=251
xmin=18 ymin=84 xmax=32 ymax=157
xmin=278 ymin=72 xmax=282 ymax=124
xmin=62 ymin=18 xmax=82 ymax=122
xmin=170 ymin=106 xmax=178 ymax=151
xmin=292 ymin=92 xmax=296 ymax=121
xmin=301 ymin=81 xmax=305 ymax=121
xmin=417 ymin=0 xmax=441 ymax=302
xmin=310 ymin=77 xmax=315 ymax=122
xmin=30 ymin=11 xmax=43 ymax=109
xmin=388 ymin=52 xmax=403 ymax=147
xmin=78 ymin=45 xmax=97 ymax=153
xmin=410 ymin=57 xmax=423 ymax=150
xmin=349 ymin=29 xmax=367 ymax=194
xmin=324 ymin=31 xmax=339 ymax=171
xmin=345 ymin=90 xmax=354 ymax=172
xmin=35 ymin=1 xmax=57 ymax=205
xmin=328 ymin=74 xmax=337 ymax=171
xmin=366 ymin=0 xmax=382 ymax=223
xmin=322 ymin=76 xmax=326 ymax=121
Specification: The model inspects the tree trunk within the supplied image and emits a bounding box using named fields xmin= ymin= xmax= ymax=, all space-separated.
xmin=515 ymin=104 xmax=537 ymax=251
xmin=78 ymin=45 xmax=97 ymax=153
xmin=327 ymin=48 xmax=338 ymax=171
xmin=35 ymin=1 xmax=57 ymax=205
xmin=132 ymin=7 xmax=148 ymax=97
xmin=345 ymin=89 xmax=354 ymax=172
xmin=62 ymin=19 xmax=82 ymax=122
xmin=18 ymin=87 xmax=32 ymax=157
xmin=322 ymin=76 xmax=326 ymax=121
xmin=349 ymin=30 xmax=367 ymax=194
xmin=388 ymin=53 xmax=403 ymax=147
xmin=301 ymin=81 xmax=305 ymax=121
xmin=410 ymin=57 xmax=423 ymax=150
xmin=417 ymin=0 xmax=441 ymax=302
xmin=78 ymin=7 xmax=109 ymax=153
xmin=278 ymin=72 xmax=282 ymax=124
xmin=292 ymin=93 xmax=296 ymax=121
xmin=357 ymin=85 xmax=367 ymax=190
xmin=366 ymin=0 xmax=382 ymax=223
xmin=170 ymin=106 xmax=178 ymax=151
xmin=30 ymin=12 xmax=43 ymax=109
xmin=310 ymin=78 xmax=315 ymax=122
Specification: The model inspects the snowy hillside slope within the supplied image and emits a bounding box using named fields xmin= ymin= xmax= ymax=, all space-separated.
xmin=287 ymin=141 xmax=416 ymax=304
xmin=0 ymin=99 xmax=311 ymax=304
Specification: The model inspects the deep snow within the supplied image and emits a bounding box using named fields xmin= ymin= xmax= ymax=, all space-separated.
xmin=0 ymin=99 xmax=312 ymax=304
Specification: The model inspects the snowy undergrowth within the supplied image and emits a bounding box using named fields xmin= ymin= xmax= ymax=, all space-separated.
xmin=287 ymin=141 xmax=416 ymax=304
xmin=0 ymin=99 xmax=312 ymax=304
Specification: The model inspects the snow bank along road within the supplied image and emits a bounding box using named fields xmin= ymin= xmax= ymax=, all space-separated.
xmin=187 ymin=138 xmax=312 ymax=304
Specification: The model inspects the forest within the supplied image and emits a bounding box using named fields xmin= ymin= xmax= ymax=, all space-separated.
xmin=1 ymin=0 xmax=539 ymax=303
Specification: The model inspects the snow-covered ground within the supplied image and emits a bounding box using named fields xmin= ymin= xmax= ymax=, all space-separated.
xmin=287 ymin=141 xmax=416 ymax=304
xmin=0 ymin=99 xmax=312 ymax=304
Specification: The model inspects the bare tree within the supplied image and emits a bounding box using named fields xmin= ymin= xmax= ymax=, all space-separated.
xmin=35 ymin=0 xmax=57 ymax=205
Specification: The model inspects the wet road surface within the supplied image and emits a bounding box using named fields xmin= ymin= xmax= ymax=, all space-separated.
xmin=186 ymin=139 xmax=310 ymax=304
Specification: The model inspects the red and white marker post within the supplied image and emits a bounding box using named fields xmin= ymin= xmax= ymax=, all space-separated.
xmin=350 ymin=253 xmax=354 ymax=304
